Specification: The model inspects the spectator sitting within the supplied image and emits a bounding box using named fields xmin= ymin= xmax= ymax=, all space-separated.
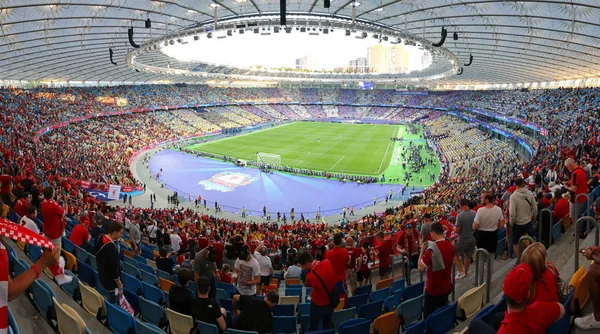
xmin=233 ymin=290 xmax=279 ymax=334
xmin=497 ymin=263 xmax=564 ymax=333
xmin=552 ymin=191 xmax=570 ymax=224
xmin=192 ymin=276 xmax=227 ymax=332
xmin=218 ymin=264 xmax=234 ymax=284
xmin=520 ymin=242 xmax=558 ymax=304
xmin=156 ymin=247 xmax=176 ymax=275
xmin=20 ymin=206 xmax=40 ymax=234
xmin=284 ymin=258 xmax=302 ymax=279
xmin=169 ymin=268 xmax=194 ymax=316
xmin=69 ymin=215 xmax=93 ymax=253
xmin=574 ymin=244 xmax=600 ymax=329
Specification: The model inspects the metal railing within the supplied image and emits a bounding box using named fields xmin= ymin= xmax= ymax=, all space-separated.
xmin=574 ymin=216 xmax=600 ymax=273
xmin=576 ymin=193 xmax=592 ymax=232
xmin=473 ymin=248 xmax=493 ymax=304
xmin=451 ymin=263 xmax=457 ymax=301
xmin=516 ymin=236 xmax=535 ymax=264
xmin=539 ymin=208 xmax=554 ymax=247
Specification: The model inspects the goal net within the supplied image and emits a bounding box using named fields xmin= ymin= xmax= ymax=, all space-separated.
xmin=257 ymin=152 xmax=281 ymax=166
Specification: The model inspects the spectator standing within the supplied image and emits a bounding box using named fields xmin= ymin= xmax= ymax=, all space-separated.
xmin=12 ymin=192 xmax=30 ymax=218
xmin=170 ymin=228 xmax=182 ymax=253
xmin=454 ymin=199 xmax=476 ymax=279
xmin=156 ymin=248 xmax=176 ymax=275
xmin=169 ymin=268 xmax=193 ymax=316
xmin=356 ymin=242 xmax=371 ymax=287
xmin=473 ymin=192 xmax=505 ymax=254
xmin=325 ymin=233 xmax=349 ymax=302
xmin=397 ymin=223 xmax=419 ymax=269
xmin=509 ymin=178 xmax=537 ymax=257
xmin=253 ymin=245 xmax=273 ymax=294
xmin=564 ymin=158 xmax=588 ymax=223
xmin=129 ymin=215 xmax=142 ymax=253
xmin=95 ymin=221 xmax=124 ymax=303
xmin=418 ymin=222 xmax=455 ymax=318
xmin=192 ymin=276 xmax=227 ymax=332
xmin=497 ymin=263 xmax=564 ymax=333
xmin=194 ymin=246 xmax=218 ymax=299
xmin=299 ymin=251 xmax=336 ymax=331
xmin=375 ymin=231 xmax=392 ymax=280
xmin=419 ymin=213 xmax=433 ymax=243
xmin=233 ymin=290 xmax=279 ymax=334
xmin=552 ymin=191 xmax=570 ymax=222
xmin=69 ymin=217 xmax=92 ymax=252
xmin=234 ymin=245 xmax=261 ymax=296
xmin=146 ymin=221 xmax=158 ymax=244
xmin=40 ymin=186 xmax=71 ymax=285
xmin=344 ymin=237 xmax=359 ymax=295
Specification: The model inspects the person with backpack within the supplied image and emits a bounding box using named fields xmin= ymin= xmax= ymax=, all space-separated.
xmin=298 ymin=251 xmax=337 ymax=331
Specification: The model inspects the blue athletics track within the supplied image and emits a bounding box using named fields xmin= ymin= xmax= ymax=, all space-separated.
xmin=148 ymin=149 xmax=423 ymax=217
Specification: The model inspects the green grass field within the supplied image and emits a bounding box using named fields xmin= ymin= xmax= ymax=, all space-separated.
xmin=187 ymin=122 xmax=440 ymax=186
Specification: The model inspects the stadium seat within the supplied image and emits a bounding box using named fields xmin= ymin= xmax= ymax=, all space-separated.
xmin=376 ymin=278 xmax=393 ymax=290
xmin=280 ymin=295 xmax=300 ymax=312
xmin=139 ymin=297 xmax=167 ymax=327
xmin=123 ymin=256 xmax=138 ymax=268
xmin=305 ymin=287 xmax=313 ymax=302
xmin=298 ymin=303 xmax=311 ymax=317
xmin=8 ymin=307 xmax=19 ymax=334
xmin=391 ymin=278 xmax=405 ymax=294
xmin=306 ymin=330 xmax=335 ymax=334
xmin=143 ymin=281 xmax=165 ymax=305
xmin=221 ymin=298 xmax=233 ymax=312
xmin=134 ymin=254 xmax=147 ymax=266
xmin=285 ymin=288 xmax=302 ymax=298
xmin=123 ymin=288 xmax=141 ymax=316
xmin=358 ymin=300 xmax=383 ymax=322
xmin=62 ymin=237 xmax=75 ymax=254
xmin=272 ymin=316 xmax=297 ymax=334
xmin=136 ymin=319 xmax=167 ymax=334
xmin=88 ymin=255 xmax=97 ymax=271
xmin=141 ymin=269 xmax=160 ymax=286
xmin=571 ymin=266 xmax=589 ymax=314
xmin=457 ymin=283 xmax=485 ymax=319
xmin=373 ymin=311 xmax=400 ymax=334
xmin=547 ymin=288 xmax=575 ymax=334
xmin=156 ymin=269 xmax=171 ymax=281
xmin=74 ymin=247 xmax=89 ymax=264
xmin=286 ymin=278 xmax=301 ymax=285
xmin=397 ymin=294 xmax=423 ymax=326
xmin=31 ymin=280 xmax=57 ymax=326
xmin=273 ymin=304 xmax=295 ymax=316
xmin=105 ymin=300 xmax=136 ymax=334
xmin=383 ymin=291 xmax=402 ymax=313
xmin=197 ymin=320 xmax=219 ymax=334
xmin=338 ymin=318 xmax=370 ymax=334
xmin=353 ymin=285 xmax=372 ymax=296
xmin=347 ymin=293 xmax=369 ymax=310
xmin=53 ymin=297 xmax=91 ymax=334
xmin=217 ymin=281 xmax=236 ymax=296
xmin=286 ymin=283 xmax=303 ymax=289
xmin=28 ymin=244 xmax=41 ymax=262
xmin=79 ymin=281 xmax=105 ymax=318
xmin=139 ymin=262 xmax=155 ymax=275
xmin=551 ymin=222 xmax=562 ymax=242
xmin=227 ymin=330 xmax=259 ymax=334
xmin=123 ymin=272 xmax=143 ymax=295
xmin=370 ymin=287 xmax=390 ymax=302
xmin=474 ymin=296 xmax=505 ymax=328
xmin=300 ymin=315 xmax=312 ymax=333
xmin=216 ymin=288 xmax=228 ymax=302
xmin=332 ymin=307 xmax=356 ymax=329
xmin=76 ymin=260 xmax=96 ymax=287
xmin=123 ymin=261 xmax=141 ymax=279
xmin=425 ymin=302 xmax=458 ymax=334
xmin=60 ymin=270 xmax=81 ymax=300
xmin=166 ymin=308 xmax=194 ymax=334
xmin=401 ymin=281 xmax=424 ymax=302
xmin=62 ymin=250 xmax=78 ymax=272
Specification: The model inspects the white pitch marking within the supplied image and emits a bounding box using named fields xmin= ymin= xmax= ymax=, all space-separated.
xmin=330 ymin=155 xmax=346 ymax=170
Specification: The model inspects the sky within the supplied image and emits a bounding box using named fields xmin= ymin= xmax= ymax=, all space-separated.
xmin=161 ymin=29 xmax=431 ymax=72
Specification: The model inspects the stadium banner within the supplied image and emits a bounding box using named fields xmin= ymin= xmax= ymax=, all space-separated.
xmin=79 ymin=181 xmax=91 ymax=190
xmin=121 ymin=186 xmax=133 ymax=193
xmin=463 ymin=108 xmax=542 ymax=133
xmin=135 ymin=186 xmax=144 ymax=192
xmin=395 ymin=91 xmax=429 ymax=96
xmin=91 ymin=183 xmax=110 ymax=192
xmin=108 ymin=185 xmax=121 ymax=200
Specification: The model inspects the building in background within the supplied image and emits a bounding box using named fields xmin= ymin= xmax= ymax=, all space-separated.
xmin=295 ymin=55 xmax=320 ymax=71
xmin=348 ymin=57 xmax=368 ymax=73
xmin=367 ymin=45 xmax=410 ymax=73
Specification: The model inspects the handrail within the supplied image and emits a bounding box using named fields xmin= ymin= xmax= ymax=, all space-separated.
xmin=451 ymin=263 xmax=456 ymax=301
xmin=473 ymin=248 xmax=493 ymax=304
xmin=574 ymin=216 xmax=600 ymax=273
xmin=576 ymin=193 xmax=591 ymax=225
xmin=516 ymin=236 xmax=535 ymax=264
xmin=539 ymin=208 xmax=553 ymax=247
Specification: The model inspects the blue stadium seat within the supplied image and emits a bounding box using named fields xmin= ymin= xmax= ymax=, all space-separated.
xmin=332 ymin=307 xmax=356 ymax=329
xmin=397 ymin=294 xmax=423 ymax=326
xmin=123 ymin=261 xmax=141 ymax=279
xmin=272 ymin=304 xmax=295 ymax=316
xmin=32 ymin=280 xmax=57 ymax=326
xmin=123 ymin=256 xmax=139 ymax=268
xmin=217 ymin=281 xmax=236 ymax=296
xmin=297 ymin=303 xmax=311 ymax=318
xmin=216 ymin=288 xmax=228 ymax=302
xmin=8 ymin=307 xmax=19 ymax=334
xmin=286 ymin=284 xmax=303 ymax=289
xmin=123 ymin=288 xmax=140 ymax=316
xmin=88 ymin=255 xmax=97 ymax=271
xmin=369 ymin=287 xmax=390 ymax=302
xmin=105 ymin=300 xmax=136 ymax=334
xmin=74 ymin=246 xmax=89 ymax=264
xmin=383 ymin=292 xmax=402 ymax=313
xmin=156 ymin=269 xmax=171 ymax=281
xmin=403 ymin=320 xmax=425 ymax=334
xmin=354 ymin=285 xmax=372 ymax=296
xmin=135 ymin=319 xmax=166 ymax=334
xmin=547 ymin=289 xmax=575 ymax=334
xmin=139 ymin=297 xmax=167 ymax=327
xmin=347 ymin=293 xmax=369 ymax=310
xmin=285 ymin=288 xmax=302 ymax=297
xmin=77 ymin=260 xmax=96 ymax=287
xmin=552 ymin=223 xmax=562 ymax=243
xmin=272 ymin=316 xmax=297 ymax=334
xmin=391 ymin=278 xmax=405 ymax=294
xmin=28 ymin=244 xmax=41 ymax=262
xmin=425 ymin=301 xmax=457 ymax=334
xmin=138 ymin=262 xmax=154 ymax=275
xmin=197 ymin=320 xmax=219 ymax=334
xmin=300 ymin=315 xmax=312 ymax=333
xmin=475 ymin=296 xmax=506 ymax=327
xmin=227 ymin=329 xmax=259 ymax=334
xmin=60 ymin=270 xmax=80 ymax=300
xmin=221 ymin=298 xmax=232 ymax=312
xmin=123 ymin=272 xmax=142 ymax=295
xmin=338 ymin=318 xmax=370 ymax=334
xmin=306 ymin=330 xmax=335 ymax=334
xmin=401 ymin=282 xmax=424 ymax=302
xmin=141 ymin=269 xmax=160 ymax=287
xmin=61 ymin=237 xmax=75 ymax=253
xmin=358 ymin=300 xmax=383 ymax=322
xmin=142 ymin=282 xmax=165 ymax=305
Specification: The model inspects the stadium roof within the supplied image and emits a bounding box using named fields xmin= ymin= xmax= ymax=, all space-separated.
xmin=2 ymin=0 xmax=600 ymax=87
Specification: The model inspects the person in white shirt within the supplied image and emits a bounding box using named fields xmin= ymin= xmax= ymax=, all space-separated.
xmin=20 ymin=206 xmax=40 ymax=234
xmin=170 ymin=229 xmax=182 ymax=253
xmin=146 ymin=221 xmax=158 ymax=244
xmin=253 ymin=245 xmax=273 ymax=294
xmin=234 ymin=245 xmax=261 ymax=296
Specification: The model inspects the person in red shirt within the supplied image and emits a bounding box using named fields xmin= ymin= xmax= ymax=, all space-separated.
xmin=553 ymin=191 xmax=570 ymax=223
xmin=520 ymin=242 xmax=558 ymax=304
xmin=69 ymin=219 xmax=91 ymax=249
xmin=496 ymin=263 xmax=564 ymax=334
xmin=213 ymin=235 xmax=225 ymax=269
xmin=396 ymin=224 xmax=419 ymax=269
xmin=41 ymin=186 xmax=67 ymax=245
xmin=325 ymin=233 xmax=349 ymax=305
xmin=418 ymin=222 xmax=455 ymax=319
xmin=564 ymin=158 xmax=588 ymax=221
xmin=0 ymin=172 xmax=12 ymax=205
xmin=344 ymin=237 xmax=358 ymax=295
xmin=197 ymin=232 xmax=209 ymax=252
xmin=375 ymin=231 xmax=392 ymax=280
xmin=299 ymin=251 xmax=336 ymax=331
xmin=12 ymin=192 xmax=30 ymax=218
xmin=356 ymin=242 xmax=371 ymax=287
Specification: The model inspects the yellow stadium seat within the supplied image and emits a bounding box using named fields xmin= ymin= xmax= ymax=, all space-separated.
xmin=280 ymin=296 xmax=300 ymax=312
xmin=53 ymin=297 xmax=88 ymax=334
xmin=286 ymin=278 xmax=301 ymax=285
xmin=457 ymin=283 xmax=485 ymax=319
xmin=376 ymin=278 xmax=393 ymax=290
xmin=166 ymin=308 xmax=194 ymax=334
xmin=572 ymin=270 xmax=590 ymax=314
xmin=62 ymin=250 xmax=77 ymax=272
xmin=79 ymin=281 xmax=106 ymax=317
xmin=373 ymin=311 xmax=400 ymax=334
xmin=159 ymin=277 xmax=175 ymax=293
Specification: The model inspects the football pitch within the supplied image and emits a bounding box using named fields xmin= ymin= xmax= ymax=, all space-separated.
xmin=186 ymin=122 xmax=439 ymax=185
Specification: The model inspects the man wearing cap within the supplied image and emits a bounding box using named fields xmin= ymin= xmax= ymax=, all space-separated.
xmin=497 ymin=263 xmax=564 ymax=333
xmin=418 ymin=222 xmax=454 ymax=318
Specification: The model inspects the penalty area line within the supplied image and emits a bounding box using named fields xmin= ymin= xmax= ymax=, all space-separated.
xmin=330 ymin=155 xmax=345 ymax=170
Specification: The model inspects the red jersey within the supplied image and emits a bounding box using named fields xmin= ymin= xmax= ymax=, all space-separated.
xmin=12 ymin=198 xmax=29 ymax=218
xmin=325 ymin=247 xmax=349 ymax=282
xmin=305 ymin=260 xmax=336 ymax=307
xmin=345 ymin=247 xmax=358 ymax=269
xmin=41 ymin=199 xmax=65 ymax=240
xmin=357 ymin=248 xmax=370 ymax=273
xmin=571 ymin=166 xmax=588 ymax=203
xmin=68 ymin=224 xmax=89 ymax=247
xmin=197 ymin=237 xmax=209 ymax=251
xmin=421 ymin=239 xmax=454 ymax=296
xmin=497 ymin=302 xmax=561 ymax=334
xmin=377 ymin=239 xmax=393 ymax=268
xmin=529 ymin=269 xmax=559 ymax=304
xmin=213 ymin=242 xmax=224 ymax=265
xmin=0 ymin=175 xmax=11 ymax=195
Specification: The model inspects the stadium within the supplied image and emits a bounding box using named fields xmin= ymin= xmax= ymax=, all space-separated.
xmin=1 ymin=1 xmax=600 ymax=334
